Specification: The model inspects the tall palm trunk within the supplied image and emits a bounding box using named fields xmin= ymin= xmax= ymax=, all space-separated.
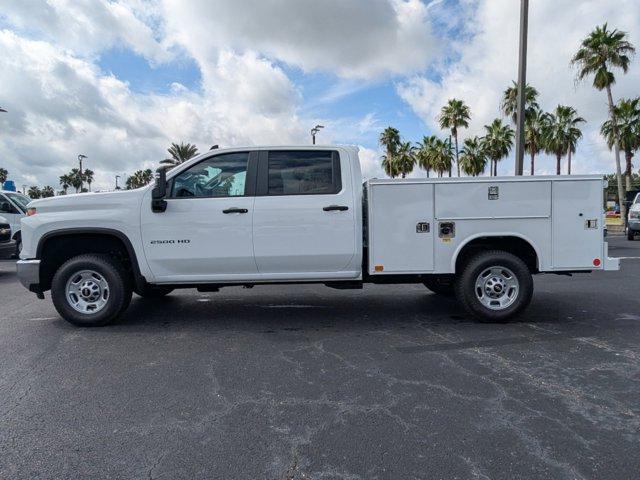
xmin=567 ymin=148 xmax=572 ymax=175
xmin=556 ymin=154 xmax=561 ymax=175
xmin=530 ymin=146 xmax=535 ymax=176
xmin=625 ymin=150 xmax=633 ymax=191
xmin=454 ymin=132 xmax=460 ymax=177
xmin=606 ymin=84 xmax=627 ymax=222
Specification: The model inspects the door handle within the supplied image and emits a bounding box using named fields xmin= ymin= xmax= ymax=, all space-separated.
xmin=223 ymin=208 xmax=248 ymax=214
xmin=323 ymin=205 xmax=349 ymax=212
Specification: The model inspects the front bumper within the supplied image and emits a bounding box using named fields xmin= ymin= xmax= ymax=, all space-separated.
xmin=0 ymin=240 xmax=16 ymax=259
xmin=16 ymin=259 xmax=42 ymax=293
xmin=628 ymin=219 xmax=640 ymax=232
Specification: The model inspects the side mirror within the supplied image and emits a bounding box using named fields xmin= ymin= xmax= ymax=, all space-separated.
xmin=0 ymin=201 xmax=12 ymax=213
xmin=151 ymin=167 xmax=168 ymax=213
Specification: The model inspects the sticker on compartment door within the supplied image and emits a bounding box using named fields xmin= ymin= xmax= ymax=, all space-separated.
xmin=488 ymin=186 xmax=499 ymax=200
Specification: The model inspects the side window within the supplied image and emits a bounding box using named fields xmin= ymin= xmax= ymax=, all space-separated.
xmin=171 ymin=152 xmax=249 ymax=198
xmin=267 ymin=150 xmax=340 ymax=195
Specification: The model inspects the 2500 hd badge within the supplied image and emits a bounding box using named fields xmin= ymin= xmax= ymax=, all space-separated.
xmin=150 ymin=239 xmax=191 ymax=245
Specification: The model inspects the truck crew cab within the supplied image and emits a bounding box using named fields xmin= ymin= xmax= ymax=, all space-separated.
xmin=17 ymin=146 xmax=619 ymax=326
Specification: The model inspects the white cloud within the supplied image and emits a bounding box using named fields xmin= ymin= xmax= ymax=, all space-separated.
xmin=2 ymin=0 xmax=170 ymax=63
xmin=161 ymin=0 xmax=441 ymax=79
xmin=397 ymin=0 xmax=640 ymax=175
xmin=0 ymin=31 xmax=305 ymax=190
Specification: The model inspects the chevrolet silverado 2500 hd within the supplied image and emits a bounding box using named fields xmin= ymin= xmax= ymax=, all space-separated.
xmin=17 ymin=146 xmax=619 ymax=326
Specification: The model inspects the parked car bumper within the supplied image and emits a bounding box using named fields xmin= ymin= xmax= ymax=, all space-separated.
xmin=628 ymin=219 xmax=640 ymax=232
xmin=0 ymin=240 xmax=16 ymax=259
xmin=16 ymin=259 xmax=42 ymax=294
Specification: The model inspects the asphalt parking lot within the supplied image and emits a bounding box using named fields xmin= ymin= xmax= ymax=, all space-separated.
xmin=1 ymin=236 xmax=639 ymax=480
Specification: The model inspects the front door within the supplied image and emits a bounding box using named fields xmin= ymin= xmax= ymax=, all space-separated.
xmin=252 ymin=149 xmax=357 ymax=276
xmin=141 ymin=151 xmax=258 ymax=282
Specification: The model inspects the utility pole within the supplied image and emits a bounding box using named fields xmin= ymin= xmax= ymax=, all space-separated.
xmin=78 ymin=154 xmax=87 ymax=191
xmin=115 ymin=175 xmax=121 ymax=190
xmin=310 ymin=125 xmax=324 ymax=145
xmin=514 ymin=0 xmax=529 ymax=176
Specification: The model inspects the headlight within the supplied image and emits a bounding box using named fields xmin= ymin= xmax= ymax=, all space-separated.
xmin=27 ymin=207 xmax=37 ymax=216
xmin=630 ymin=211 xmax=640 ymax=220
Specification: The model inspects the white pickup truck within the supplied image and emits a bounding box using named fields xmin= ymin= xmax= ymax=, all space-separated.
xmin=17 ymin=146 xmax=619 ymax=326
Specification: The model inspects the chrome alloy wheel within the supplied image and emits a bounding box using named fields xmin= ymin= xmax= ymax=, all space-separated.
xmin=65 ymin=270 xmax=110 ymax=314
xmin=474 ymin=266 xmax=519 ymax=311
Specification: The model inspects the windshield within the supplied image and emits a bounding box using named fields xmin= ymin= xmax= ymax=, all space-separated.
xmin=635 ymin=193 xmax=640 ymax=204
xmin=5 ymin=192 xmax=30 ymax=212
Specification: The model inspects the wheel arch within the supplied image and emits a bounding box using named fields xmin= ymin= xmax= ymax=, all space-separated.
xmin=36 ymin=228 xmax=146 ymax=291
xmin=452 ymin=233 xmax=541 ymax=274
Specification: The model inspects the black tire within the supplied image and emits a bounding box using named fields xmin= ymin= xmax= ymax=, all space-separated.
xmin=628 ymin=229 xmax=635 ymax=241
xmin=10 ymin=233 xmax=21 ymax=259
xmin=51 ymin=254 xmax=132 ymax=327
xmin=455 ymin=250 xmax=533 ymax=323
xmin=134 ymin=284 xmax=174 ymax=298
xmin=423 ymin=275 xmax=455 ymax=296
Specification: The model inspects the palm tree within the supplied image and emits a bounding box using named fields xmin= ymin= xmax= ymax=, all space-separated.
xmin=395 ymin=141 xmax=416 ymax=178
xmin=83 ymin=169 xmax=95 ymax=191
xmin=601 ymin=97 xmax=640 ymax=190
xmin=438 ymin=99 xmax=471 ymax=176
xmin=379 ymin=127 xmax=401 ymax=158
xmin=27 ymin=186 xmax=41 ymax=199
xmin=500 ymin=81 xmax=540 ymax=124
xmin=459 ymin=137 xmax=487 ymax=176
xmin=483 ymin=119 xmax=514 ymax=176
xmin=563 ymin=107 xmax=586 ymax=175
xmin=0 ymin=168 xmax=7 ymax=185
xmin=544 ymin=106 xmax=585 ymax=175
xmin=126 ymin=169 xmax=154 ymax=189
xmin=59 ymin=174 xmax=72 ymax=194
xmin=416 ymin=136 xmax=438 ymax=177
xmin=431 ymin=138 xmax=454 ymax=178
xmin=524 ymin=109 xmax=550 ymax=175
xmin=572 ymin=23 xmax=635 ymax=219
xmin=161 ymin=142 xmax=199 ymax=168
xmin=379 ymin=127 xmax=401 ymax=178
xmin=41 ymin=186 xmax=55 ymax=198
xmin=381 ymin=155 xmax=399 ymax=178
xmin=68 ymin=168 xmax=83 ymax=192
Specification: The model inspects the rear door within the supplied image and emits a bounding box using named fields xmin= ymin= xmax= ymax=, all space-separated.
xmin=252 ymin=149 xmax=357 ymax=275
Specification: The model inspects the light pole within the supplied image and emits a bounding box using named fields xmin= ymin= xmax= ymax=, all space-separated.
xmin=115 ymin=175 xmax=121 ymax=190
xmin=514 ymin=0 xmax=529 ymax=176
xmin=310 ymin=125 xmax=324 ymax=145
xmin=78 ymin=154 xmax=87 ymax=191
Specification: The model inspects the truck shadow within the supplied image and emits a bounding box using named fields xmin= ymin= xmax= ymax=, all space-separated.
xmin=107 ymin=286 xmax=626 ymax=352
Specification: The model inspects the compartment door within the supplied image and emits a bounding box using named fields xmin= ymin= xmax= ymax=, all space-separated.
xmin=369 ymin=183 xmax=434 ymax=274
xmin=552 ymin=180 xmax=603 ymax=269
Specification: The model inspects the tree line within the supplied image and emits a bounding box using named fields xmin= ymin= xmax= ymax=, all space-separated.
xmin=379 ymin=23 xmax=639 ymax=216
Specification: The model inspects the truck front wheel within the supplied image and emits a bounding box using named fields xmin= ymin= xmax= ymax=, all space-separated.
xmin=51 ymin=254 xmax=132 ymax=327
xmin=455 ymin=251 xmax=533 ymax=322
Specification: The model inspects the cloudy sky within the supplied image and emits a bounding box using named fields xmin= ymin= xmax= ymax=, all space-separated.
xmin=0 ymin=0 xmax=638 ymax=191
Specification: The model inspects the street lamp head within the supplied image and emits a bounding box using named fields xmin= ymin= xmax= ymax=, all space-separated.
xmin=0 ymin=107 xmax=7 ymax=113
xmin=78 ymin=154 xmax=87 ymax=160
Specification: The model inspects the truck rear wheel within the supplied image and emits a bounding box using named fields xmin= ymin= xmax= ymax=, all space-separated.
xmin=455 ymin=250 xmax=533 ymax=323
xmin=51 ymin=254 xmax=132 ymax=327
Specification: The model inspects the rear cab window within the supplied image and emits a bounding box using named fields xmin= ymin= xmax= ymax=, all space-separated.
xmin=261 ymin=150 xmax=341 ymax=196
